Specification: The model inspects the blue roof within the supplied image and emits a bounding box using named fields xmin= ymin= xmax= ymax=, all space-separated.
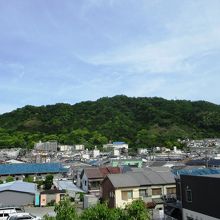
xmin=113 ymin=142 xmax=125 ymax=145
xmin=186 ymin=159 xmax=220 ymax=166
xmin=0 ymin=181 xmax=37 ymax=194
xmin=172 ymin=168 xmax=220 ymax=177
xmin=0 ymin=163 xmax=68 ymax=175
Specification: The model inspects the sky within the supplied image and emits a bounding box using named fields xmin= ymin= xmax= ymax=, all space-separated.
xmin=1 ymin=0 xmax=220 ymax=114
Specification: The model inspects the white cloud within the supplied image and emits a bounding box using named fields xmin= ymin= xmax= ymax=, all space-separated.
xmin=85 ymin=27 xmax=220 ymax=75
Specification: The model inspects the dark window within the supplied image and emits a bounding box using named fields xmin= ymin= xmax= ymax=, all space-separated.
xmin=122 ymin=190 xmax=133 ymax=200
xmin=139 ymin=189 xmax=148 ymax=197
xmin=152 ymin=188 xmax=162 ymax=195
xmin=187 ymin=217 xmax=194 ymax=220
xmin=186 ymin=189 xmax=192 ymax=202
xmin=167 ymin=187 xmax=176 ymax=195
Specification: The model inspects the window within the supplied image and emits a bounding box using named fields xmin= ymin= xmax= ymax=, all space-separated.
xmin=139 ymin=189 xmax=148 ymax=197
xmin=167 ymin=187 xmax=176 ymax=195
xmin=121 ymin=190 xmax=133 ymax=200
xmin=187 ymin=217 xmax=194 ymax=220
xmin=109 ymin=191 xmax=115 ymax=198
xmin=152 ymin=188 xmax=162 ymax=195
xmin=186 ymin=189 xmax=192 ymax=202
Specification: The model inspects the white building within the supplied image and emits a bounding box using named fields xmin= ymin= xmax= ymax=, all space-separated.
xmin=103 ymin=142 xmax=128 ymax=149
xmin=75 ymin=145 xmax=85 ymax=151
xmin=138 ymin=148 xmax=148 ymax=155
xmin=35 ymin=141 xmax=58 ymax=152
xmin=59 ymin=145 xmax=74 ymax=152
xmin=93 ymin=148 xmax=100 ymax=158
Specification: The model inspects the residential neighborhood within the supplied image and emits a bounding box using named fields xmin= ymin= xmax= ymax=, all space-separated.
xmin=0 ymin=139 xmax=219 ymax=219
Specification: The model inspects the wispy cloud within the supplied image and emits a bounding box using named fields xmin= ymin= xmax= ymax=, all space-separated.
xmin=86 ymin=28 xmax=220 ymax=75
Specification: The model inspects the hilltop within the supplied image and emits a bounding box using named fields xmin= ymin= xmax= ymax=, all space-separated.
xmin=0 ymin=95 xmax=220 ymax=149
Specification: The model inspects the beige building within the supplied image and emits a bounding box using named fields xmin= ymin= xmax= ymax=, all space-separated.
xmin=102 ymin=167 xmax=176 ymax=210
xmin=40 ymin=189 xmax=66 ymax=206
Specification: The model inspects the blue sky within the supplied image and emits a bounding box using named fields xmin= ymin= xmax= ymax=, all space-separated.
xmin=1 ymin=0 xmax=220 ymax=113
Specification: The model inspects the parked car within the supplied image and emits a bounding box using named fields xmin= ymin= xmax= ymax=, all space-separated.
xmin=0 ymin=207 xmax=24 ymax=220
xmin=7 ymin=213 xmax=41 ymax=220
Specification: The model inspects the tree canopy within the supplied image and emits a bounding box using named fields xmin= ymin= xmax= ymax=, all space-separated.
xmin=0 ymin=95 xmax=220 ymax=149
xmin=44 ymin=197 xmax=150 ymax=220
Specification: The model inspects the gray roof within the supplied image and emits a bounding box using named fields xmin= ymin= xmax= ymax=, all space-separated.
xmin=107 ymin=169 xmax=175 ymax=188
xmin=54 ymin=180 xmax=84 ymax=193
xmin=108 ymin=174 xmax=140 ymax=188
xmin=0 ymin=181 xmax=37 ymax=194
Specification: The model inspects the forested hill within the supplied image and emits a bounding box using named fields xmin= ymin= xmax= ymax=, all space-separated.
xmin=0 ymin=95 xmax=220 ymax=149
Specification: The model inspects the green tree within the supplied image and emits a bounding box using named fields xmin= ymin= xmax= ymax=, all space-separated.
xmin=80 ymin=202 xmax=114 ymax=220
xmin=0 ymin=179 xmax=3 ymax=184
xmin=54 ymin=196 xmax=78 ymax=220
xmin=44 ymin=174 xmax=53 ymax=190
xmin=6 ymin=176 xmax=14 ymax=183
xmin=23 ymin=175 xmax=34 ymax=183
xmin=126 ymin=199 xmax=150 ymax=220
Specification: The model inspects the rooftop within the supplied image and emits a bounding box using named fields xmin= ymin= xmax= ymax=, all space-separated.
xmin=0 ymin=181 xmax=37 ymax=194
xmin=0 ymin=163 xmax=68 ymax=175
xmin=106 ymin=169 xmax=175 ymax=188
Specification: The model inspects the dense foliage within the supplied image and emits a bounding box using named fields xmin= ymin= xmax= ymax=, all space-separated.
xmin=44 ymin=197 xmax=150 ymax=220
xmin=0 ymin=95 xmax=220 ymax=149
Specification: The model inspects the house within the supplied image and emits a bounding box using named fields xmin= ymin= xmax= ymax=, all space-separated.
xmin=40 ymin=189 xmax=66 ymax=206
xmin=101 ymin=168 xmax=176 ymax=210
xmin=54 ymin=180 xmax=84 ymax=198
xmin=80 ymin=167 xmax=121 ymax=197
xmin=0 ymin=181 xmax=38 ymax=206
xmin=164 ymin=167 xmax=220 ymax=220
xmin=35 ymin=141 xmax=58 ymax=152
xmin=103 ymin=142 xmax=128 ymax=149
xmin=180 ymin=174 xmax=220 ymax=220
xmin=75 ymin=145 xmax=85 ymax=151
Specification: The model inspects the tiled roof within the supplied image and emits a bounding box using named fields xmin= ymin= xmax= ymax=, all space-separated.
xmin=84 ymin=167 xmax=103 ymax=179
xmin=106 ymin=169 xmax=175 ymax=188
xmin=99 ymin=167 xmax=121 ymax=176
xmin=84 ymin=167 xmax=121 ymax=179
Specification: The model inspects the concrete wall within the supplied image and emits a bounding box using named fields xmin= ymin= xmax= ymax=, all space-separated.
xmin=40 ymin=194 xmax=47 ymax=207
xmin=114 ymin=184 xmax=176 ymax=208
xmin=181 ymin=175 xmax=220 ymax=219
xmin=40 ymin=194 xmax=62 ymax=206
xmin=183 ymin=208 xmax=219 ymax=220
xmin=115 ymin=187 xmax=140 ymax=208
xmin=0 ymin=191 xmax=34 ymax=206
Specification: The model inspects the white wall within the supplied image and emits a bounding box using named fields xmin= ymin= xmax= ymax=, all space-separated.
xmin=81 ymin=173 xmax=89 ymax=192
xmin=183 ymin=208 xmax=219 ymax=220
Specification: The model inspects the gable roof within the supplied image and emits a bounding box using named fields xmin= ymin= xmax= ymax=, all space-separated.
xmin=83 ymin=167 xmax=121 ymax=179
xmin=0 ymin=181 xmax=37 ymax=194
xmin=106 ymin=169 xmax=175 ymax=188
xmin=54 ymin=180 xmax=84 ymax=193
xmin=99 ymin=167 xmax=121 ymax=176
xmin=83 ymin=167 xmax=103 ymax=179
